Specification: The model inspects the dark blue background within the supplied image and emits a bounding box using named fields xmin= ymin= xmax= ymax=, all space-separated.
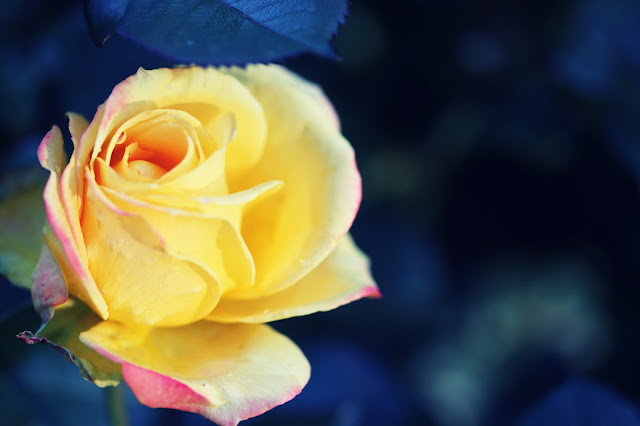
xmin=2 ymin=0 xmax=640 ymax=425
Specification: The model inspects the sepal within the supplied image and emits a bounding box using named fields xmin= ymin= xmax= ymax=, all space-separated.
xmin=18 ymin=300 xmax=122 ymax=388
xmin=30 ymin=241 xmax=68 ymax=322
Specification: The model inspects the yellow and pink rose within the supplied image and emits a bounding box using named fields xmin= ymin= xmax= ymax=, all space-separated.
xmin=5 ymin=64 xmax=378 ymax=425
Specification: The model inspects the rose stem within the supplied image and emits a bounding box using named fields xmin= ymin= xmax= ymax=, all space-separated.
xmin=105 ymin=384 xmax=129 ymax=426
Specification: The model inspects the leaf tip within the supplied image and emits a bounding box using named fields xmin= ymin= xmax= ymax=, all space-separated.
xmin=83 ymin=0 xmax=130 ymax=47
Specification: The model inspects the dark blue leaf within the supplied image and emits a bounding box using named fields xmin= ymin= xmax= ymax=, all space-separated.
xmin=84 ymin=0 xmax=348 ymax=65
xmin=84 ymin=0 xmax=130 ymax=46
xmin=517 ymin=378 xmax=640 ymax=426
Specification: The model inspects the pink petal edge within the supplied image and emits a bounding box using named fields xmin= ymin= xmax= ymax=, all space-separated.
xmin=37 ymin=126 xmax=64 ymax=173
xmin=90 ymin=344 xmax=306 ymax=426
xmin=122 ymin=363 xmax=211 ymax=416
xmin=42 ymin=179 xmax=88 ymax=281
xmin=38 ymin=127 xmax=109 ymax=320
xmin=122 ymin=363 xmax=306 ymax=426
xmin=37 ymin=127 xmax=86 ymax=284
xmin=361 ymin=284 xmax=382 ymax=299
xmin=326 ymin=283 xmax=381 ymax=313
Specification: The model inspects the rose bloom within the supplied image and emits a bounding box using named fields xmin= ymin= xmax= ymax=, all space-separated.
xmin=32 ymin=65 xmax=379 ymax=425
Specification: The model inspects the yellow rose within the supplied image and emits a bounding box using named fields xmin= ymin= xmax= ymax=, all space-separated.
xmin=31 ymin=64 xmax=378 ymax=425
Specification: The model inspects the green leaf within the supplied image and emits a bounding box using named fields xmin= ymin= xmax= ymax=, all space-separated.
xmin=84 ymin=0 xmax=348 ymax=65
xmin=0 ymin=167 xmax=47 ymax=289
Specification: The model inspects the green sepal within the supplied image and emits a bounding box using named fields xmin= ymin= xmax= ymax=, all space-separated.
xmin=18 ymin=300 xmax=122 ymax=387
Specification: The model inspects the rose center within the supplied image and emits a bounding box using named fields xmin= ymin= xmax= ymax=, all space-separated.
xmin=110 ymin=121 xmax=192 ymax=181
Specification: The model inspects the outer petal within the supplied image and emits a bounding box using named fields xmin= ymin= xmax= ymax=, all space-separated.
xmin=224 ymin=66 xmax=362 ymax=299
xmin=209 ymin=234 xmax=380 ymax=323
xmin=80 ymin=320 xmax=310 ymax=426
xmin=62 ymin=112 xmax=95 ymax=261
xmin=61 ymin=110 xmax=104 ymax=284
xmin=70 ymin=106 xmax=104 ymax=202
xmin=38 ymin=126 xmax=109 ymax=319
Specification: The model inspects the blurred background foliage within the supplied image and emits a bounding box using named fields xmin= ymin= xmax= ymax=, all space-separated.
xmin=2 ymin=0 xmax=640 ymax=425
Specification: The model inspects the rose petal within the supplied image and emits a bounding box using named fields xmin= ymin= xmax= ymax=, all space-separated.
xmin=209 ymin=234 xmax=380 ymax=323
xmin=92 ymin=67 xmax=267 ymax=181
xmin=38 ymin=126 xmax=109 ymax=319
xmin=130 ymin=180 xmax=283 ymax=221
xmin=225 ymin=64 xmax=341 ymax=131
xmin=60 ymin=165 xmax=88 ymax=262
xmin=61 ymin=109 xmax=104 ymax=278
xmin=94 ymin=145 xmax=227 ymax=198
xmin=160 ymin=147 xmax=227 ymax=193
xmin=100 ymin=185 xmax=260 ymax=294
xmin=67 ymin=112 xmax=89 ymax=148
xmin=38 ymin=126 xmax=67 ymax=175
xmin=80 ymin=320 xmax=310 ymax=426
xmin=98 ymin=108 xmax=232 ymax=193
xmin=66 ymin=109 xmax=103 ymax=250
xmin=82 ymin=172 xmax=221 ymax=326
xmin=222 ymin=66 xmax=362 ymax=299
xmin=115 ymin=142 xmax=171 ymax=181
xmin=100 ymin=109 xmax=212 ymax=184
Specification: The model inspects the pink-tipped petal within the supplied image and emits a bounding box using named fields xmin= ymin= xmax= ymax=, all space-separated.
xmin=60 ymin=113 xmax=92 ymax=265
xmin=37 ymin=126 xmax=66 ymax=174
xmin=121 ymin=365 xmax=211 ymax=412
xmin=80 ymin=321 xmax=310 ymax=426
xmin=38 ymin=127 xmax=109 ymax=320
